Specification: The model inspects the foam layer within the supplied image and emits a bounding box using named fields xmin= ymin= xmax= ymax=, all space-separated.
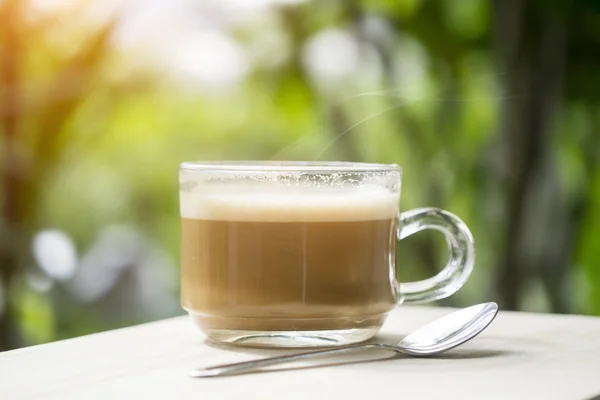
xmin=180 ymin=186 xmax=399 ymax=222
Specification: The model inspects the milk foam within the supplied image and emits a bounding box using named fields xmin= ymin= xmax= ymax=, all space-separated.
xmin=180 ymin=186 xmax=399 ymax=222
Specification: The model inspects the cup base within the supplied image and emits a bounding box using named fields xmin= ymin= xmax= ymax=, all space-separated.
xmin=204 ymin=327 xmax=380 ymax=348
xmin=186 ymin=311 xmax=387 ymax=348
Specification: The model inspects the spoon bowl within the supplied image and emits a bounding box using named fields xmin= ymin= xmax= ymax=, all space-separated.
xmin=397 ymin=302 xmax=498 ymax=356
xmin=190 ymin=302 xmax=499 ymax=378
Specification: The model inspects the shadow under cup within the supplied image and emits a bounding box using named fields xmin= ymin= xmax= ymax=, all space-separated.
xmin=179 ymin=161 xmax=475 ymax=348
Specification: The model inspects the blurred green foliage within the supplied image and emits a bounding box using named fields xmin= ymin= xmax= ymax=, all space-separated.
xmin=1 ymin=0 xmax=599 ymax=350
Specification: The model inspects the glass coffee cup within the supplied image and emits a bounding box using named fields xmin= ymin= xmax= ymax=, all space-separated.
xmin=180 ymin=161 xmax=474 ymax=348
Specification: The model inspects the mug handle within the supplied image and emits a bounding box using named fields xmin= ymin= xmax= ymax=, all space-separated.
xmin=396 ymin=207 xmax=475 ymax=304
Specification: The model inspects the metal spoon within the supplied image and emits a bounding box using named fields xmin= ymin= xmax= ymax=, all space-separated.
xmin=189 ymin=302 xmax=498 ymax=378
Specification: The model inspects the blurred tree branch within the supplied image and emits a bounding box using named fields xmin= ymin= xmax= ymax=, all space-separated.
xmin=0 ymin=0 xmax=24 ymax=351
xmin=491 ymin=0 xmax=600 ymax=312
xmin=0 ymin=0 xmax=115 ymax=350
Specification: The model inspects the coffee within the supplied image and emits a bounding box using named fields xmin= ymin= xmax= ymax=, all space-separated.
xmin=180 ymin=186 xmax=400 ymax=334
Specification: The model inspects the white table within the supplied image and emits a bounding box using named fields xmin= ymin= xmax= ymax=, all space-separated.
xmin=1 ymin=306 xmax=600 ymax=399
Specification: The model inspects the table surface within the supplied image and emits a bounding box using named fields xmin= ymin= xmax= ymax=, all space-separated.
xmin=1 ymin=306 xmax=600 ymax=400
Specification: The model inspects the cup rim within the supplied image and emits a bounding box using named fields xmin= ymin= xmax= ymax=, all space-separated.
xmin=180 ymin=161 xmax=401 ymax=172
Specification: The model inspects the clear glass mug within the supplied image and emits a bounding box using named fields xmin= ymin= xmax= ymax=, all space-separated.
xmin=179 ymin=161 xmax=474 ymax=348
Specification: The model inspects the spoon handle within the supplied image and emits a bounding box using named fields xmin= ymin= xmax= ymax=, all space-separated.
xmin=189 ymin=343 xmax=394 ymax=378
